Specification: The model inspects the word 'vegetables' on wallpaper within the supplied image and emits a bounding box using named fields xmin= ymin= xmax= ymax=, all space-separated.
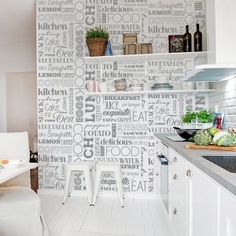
xmin=37 ymin=0 xmax=207 ymax=193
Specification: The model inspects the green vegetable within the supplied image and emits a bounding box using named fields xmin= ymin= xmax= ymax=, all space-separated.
xmin=208 ymin=127 xmax=221 ymax=136
xmin=86 ymin=26 xmax=109 ymax=39
xmin=212 ymin=131 xmax=228 ymax=144
xmin=216 ymin=134 xmax=236 ymax=147
xmin=194 ymin=130 xmax=212 ymax=146
xmin=182 ymin=110 xmax=214 ymax=124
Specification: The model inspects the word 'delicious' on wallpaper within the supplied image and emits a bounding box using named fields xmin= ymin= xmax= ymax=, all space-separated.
xmin=37 ymin=0 xmax=207 ymax=193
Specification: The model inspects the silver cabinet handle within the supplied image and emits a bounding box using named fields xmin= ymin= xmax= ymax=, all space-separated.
xmin=173 ymin=157 xmax=178 ymax=162
xmin=186 ymin=169 xmax=192 ymax=177
xmin=156 ymin=173 xmax=159 ymax=176
xmin=173 ymin=174 xmax=178 ymax=180
xmin=173 ymin=208 xmax=177 ymax=215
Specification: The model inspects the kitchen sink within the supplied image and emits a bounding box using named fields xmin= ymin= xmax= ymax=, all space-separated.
xmin=202 ymin=156 xmax=236 ymax=173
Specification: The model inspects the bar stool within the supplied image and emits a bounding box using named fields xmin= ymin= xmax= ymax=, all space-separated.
xmin=62 ymin=162 xmax=93 ymax=205
xmin=92 ymin=162 xmax=124 ymax=207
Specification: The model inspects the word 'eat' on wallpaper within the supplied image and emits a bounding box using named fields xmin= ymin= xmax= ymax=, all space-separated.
xmin=37 ymin=0 xmax=208 ymax=193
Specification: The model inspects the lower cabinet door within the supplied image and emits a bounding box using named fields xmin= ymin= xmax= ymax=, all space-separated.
xmin=170 ymin=204 xmax=187 ymax=236
xmin=220 ymin=189 xmax=236 ymax=236
xmin=188 ymin=164 xmax=219 ymax=236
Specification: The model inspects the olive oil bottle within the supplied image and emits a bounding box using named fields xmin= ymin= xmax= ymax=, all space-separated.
xmin=183 ymin=25 xmax=192 ymax=52
xmin=194 ymin=23 xmax=202 ymax=51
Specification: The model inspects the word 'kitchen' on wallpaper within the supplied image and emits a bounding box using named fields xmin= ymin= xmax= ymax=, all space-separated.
xmin=37 ymin=0 xmax=208 ymax=193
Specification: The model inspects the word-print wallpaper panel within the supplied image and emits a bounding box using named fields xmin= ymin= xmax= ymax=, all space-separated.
xmin=37 ymin=0 xmax=207 ymax=193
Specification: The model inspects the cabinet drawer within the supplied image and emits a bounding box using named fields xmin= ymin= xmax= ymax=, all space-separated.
xmin=169 ymin=164 xmax=188 ymax=204
xmin=170 ymin=204 xmax=187 ymax=236
xmin=154 ymin=155 xmax=161 ymax=194
xmin=169 ymin=191 xmax=187 ymax=222
xmin=168 ymin=149 xmax=187 ymax=177
xmin=168 ymin=148 xmax=186 ymax=165
xmin=169 ymin=180 xmax=187 ymax=204
xmin=169 ymin=166 xmax=188 ymax=185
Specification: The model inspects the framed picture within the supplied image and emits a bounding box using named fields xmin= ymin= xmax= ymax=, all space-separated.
xmin=168 ymin=35 xmax=183 ymax=53
xmin=123 ymin=33 xmax=137 ymax=44
xmin=123 ymin=43 xmax=139 ymax=55
xmin=139 ymin=43 xmax=152 ymax=54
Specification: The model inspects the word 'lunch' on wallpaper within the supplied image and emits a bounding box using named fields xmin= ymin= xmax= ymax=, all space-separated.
xmin=37 ymin=0 xmax=208 ymax=193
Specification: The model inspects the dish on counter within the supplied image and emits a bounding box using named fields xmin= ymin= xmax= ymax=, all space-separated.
xmin=173 ymin=127 xmax=199 ymax=140
xmin=0 ymin=160 xmax=25 ymax=168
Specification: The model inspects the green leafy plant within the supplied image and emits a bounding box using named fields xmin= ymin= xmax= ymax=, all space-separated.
xmin=86 ymin=26 xmax=109 ymax=40
xmin=182 ymin=110 xmax=214 ymax=124
xmin=182 ymin=111 xmax=196 ymax=123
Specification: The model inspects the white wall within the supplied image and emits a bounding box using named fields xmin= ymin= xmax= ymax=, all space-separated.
xmin=0 ymin=73 xmax=6 ymax=131
xmin=0 ymin=0 xmax=36 ymax=131
xmin=6 ymin=72 xmax=37 ymax=150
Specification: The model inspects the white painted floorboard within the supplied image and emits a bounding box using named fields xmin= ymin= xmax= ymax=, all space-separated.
xmin=40 ymin=195 xmax=175 ymax=236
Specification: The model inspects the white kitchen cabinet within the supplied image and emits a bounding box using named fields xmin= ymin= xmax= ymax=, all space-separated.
xmin=168 ymin=149 xmax=219 ymax=236
xmin=188 ymin=163 xmax=219 ymax=236
xmin=168 ymin=148 xmax=188 ymax=236
xmin=220 ymin=188 xmax=236 ymax=236
xmin=163 ymin=143 xmax=236 ymax=236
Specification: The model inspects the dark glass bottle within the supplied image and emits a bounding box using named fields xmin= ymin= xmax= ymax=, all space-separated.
xmin=183 ymin=25 xmax=192 ymax=52
xmin=194 ymin=23 xmax=202 ymax=51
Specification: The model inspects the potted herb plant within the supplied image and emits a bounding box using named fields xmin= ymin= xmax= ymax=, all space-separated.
xmin=182 ymin=110 xmax=214 ymax=129
xmin=86 ymin=26 xmax=109 ymax=57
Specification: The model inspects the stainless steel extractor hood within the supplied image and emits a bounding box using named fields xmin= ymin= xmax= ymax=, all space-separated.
xmin=185 ymin=64 xmax=236 ymax=82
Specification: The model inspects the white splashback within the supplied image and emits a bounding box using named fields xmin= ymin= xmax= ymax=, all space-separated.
xmin=209 ymin=79 xmax=236 ymax=128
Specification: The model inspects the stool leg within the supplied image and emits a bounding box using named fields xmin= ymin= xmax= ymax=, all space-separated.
xmin=115 ymin=169 xmax=124 ymax=208
xmin=62 ymin=167 xmax=72 ymax=204
xmin=83 ymin=168 xmax=93 ymax=206
xmin=92 ymin=169 xmax=102 ymax=205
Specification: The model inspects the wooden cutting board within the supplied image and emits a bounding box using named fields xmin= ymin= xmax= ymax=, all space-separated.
xmin=186 ymin=143 xmax=236 ymax=152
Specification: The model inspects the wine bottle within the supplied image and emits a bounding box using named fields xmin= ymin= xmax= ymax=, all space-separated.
xmin=194 ymin=23 xmax=202 ymax=51
xmin=183 ymin=25 xmax=192 ymax=52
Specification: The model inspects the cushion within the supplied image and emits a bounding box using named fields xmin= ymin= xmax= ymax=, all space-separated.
xmin=0 ymin=187 xmax=43 ymax=236
xmin=0 ymin=187 xmax=41 ymax=217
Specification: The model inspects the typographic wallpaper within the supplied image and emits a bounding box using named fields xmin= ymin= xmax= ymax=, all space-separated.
xmin=37 ymin=0 xmax=207 ymax=193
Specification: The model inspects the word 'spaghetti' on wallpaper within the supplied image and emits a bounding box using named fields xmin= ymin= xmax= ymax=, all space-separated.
xmin=37 ymin=0 xmax=207 ymax=193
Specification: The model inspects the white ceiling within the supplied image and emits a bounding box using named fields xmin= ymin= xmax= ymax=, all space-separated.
xmin=0 ymin=0 xmax=36 ymax=45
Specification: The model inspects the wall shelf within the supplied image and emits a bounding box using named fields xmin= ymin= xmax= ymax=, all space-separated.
xmin=84 ymin=51 xmax=208 ymax=62
xmin=86 ymin=89 xmax=215 ymax=96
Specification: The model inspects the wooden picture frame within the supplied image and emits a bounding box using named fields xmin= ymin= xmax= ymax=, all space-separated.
xmin=139 ymin=43 xmax=152 ymax=54
xmin=123 ymin=33 xmax=138 ymax=44
xmin=123 ymin=43 xmax=139 ymax=55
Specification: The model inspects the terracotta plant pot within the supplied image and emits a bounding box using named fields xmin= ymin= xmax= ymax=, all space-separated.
xmin=86 ymin=38 xmax=108 ymax=57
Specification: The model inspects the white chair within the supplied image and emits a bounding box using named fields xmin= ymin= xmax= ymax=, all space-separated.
xmin=62 ymin=162 xmax=93 ymax=205
xmin=0 ymin=132 xmax=48 ymax=236
xmin=92 ymin=162 xmax=124 ymax=207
